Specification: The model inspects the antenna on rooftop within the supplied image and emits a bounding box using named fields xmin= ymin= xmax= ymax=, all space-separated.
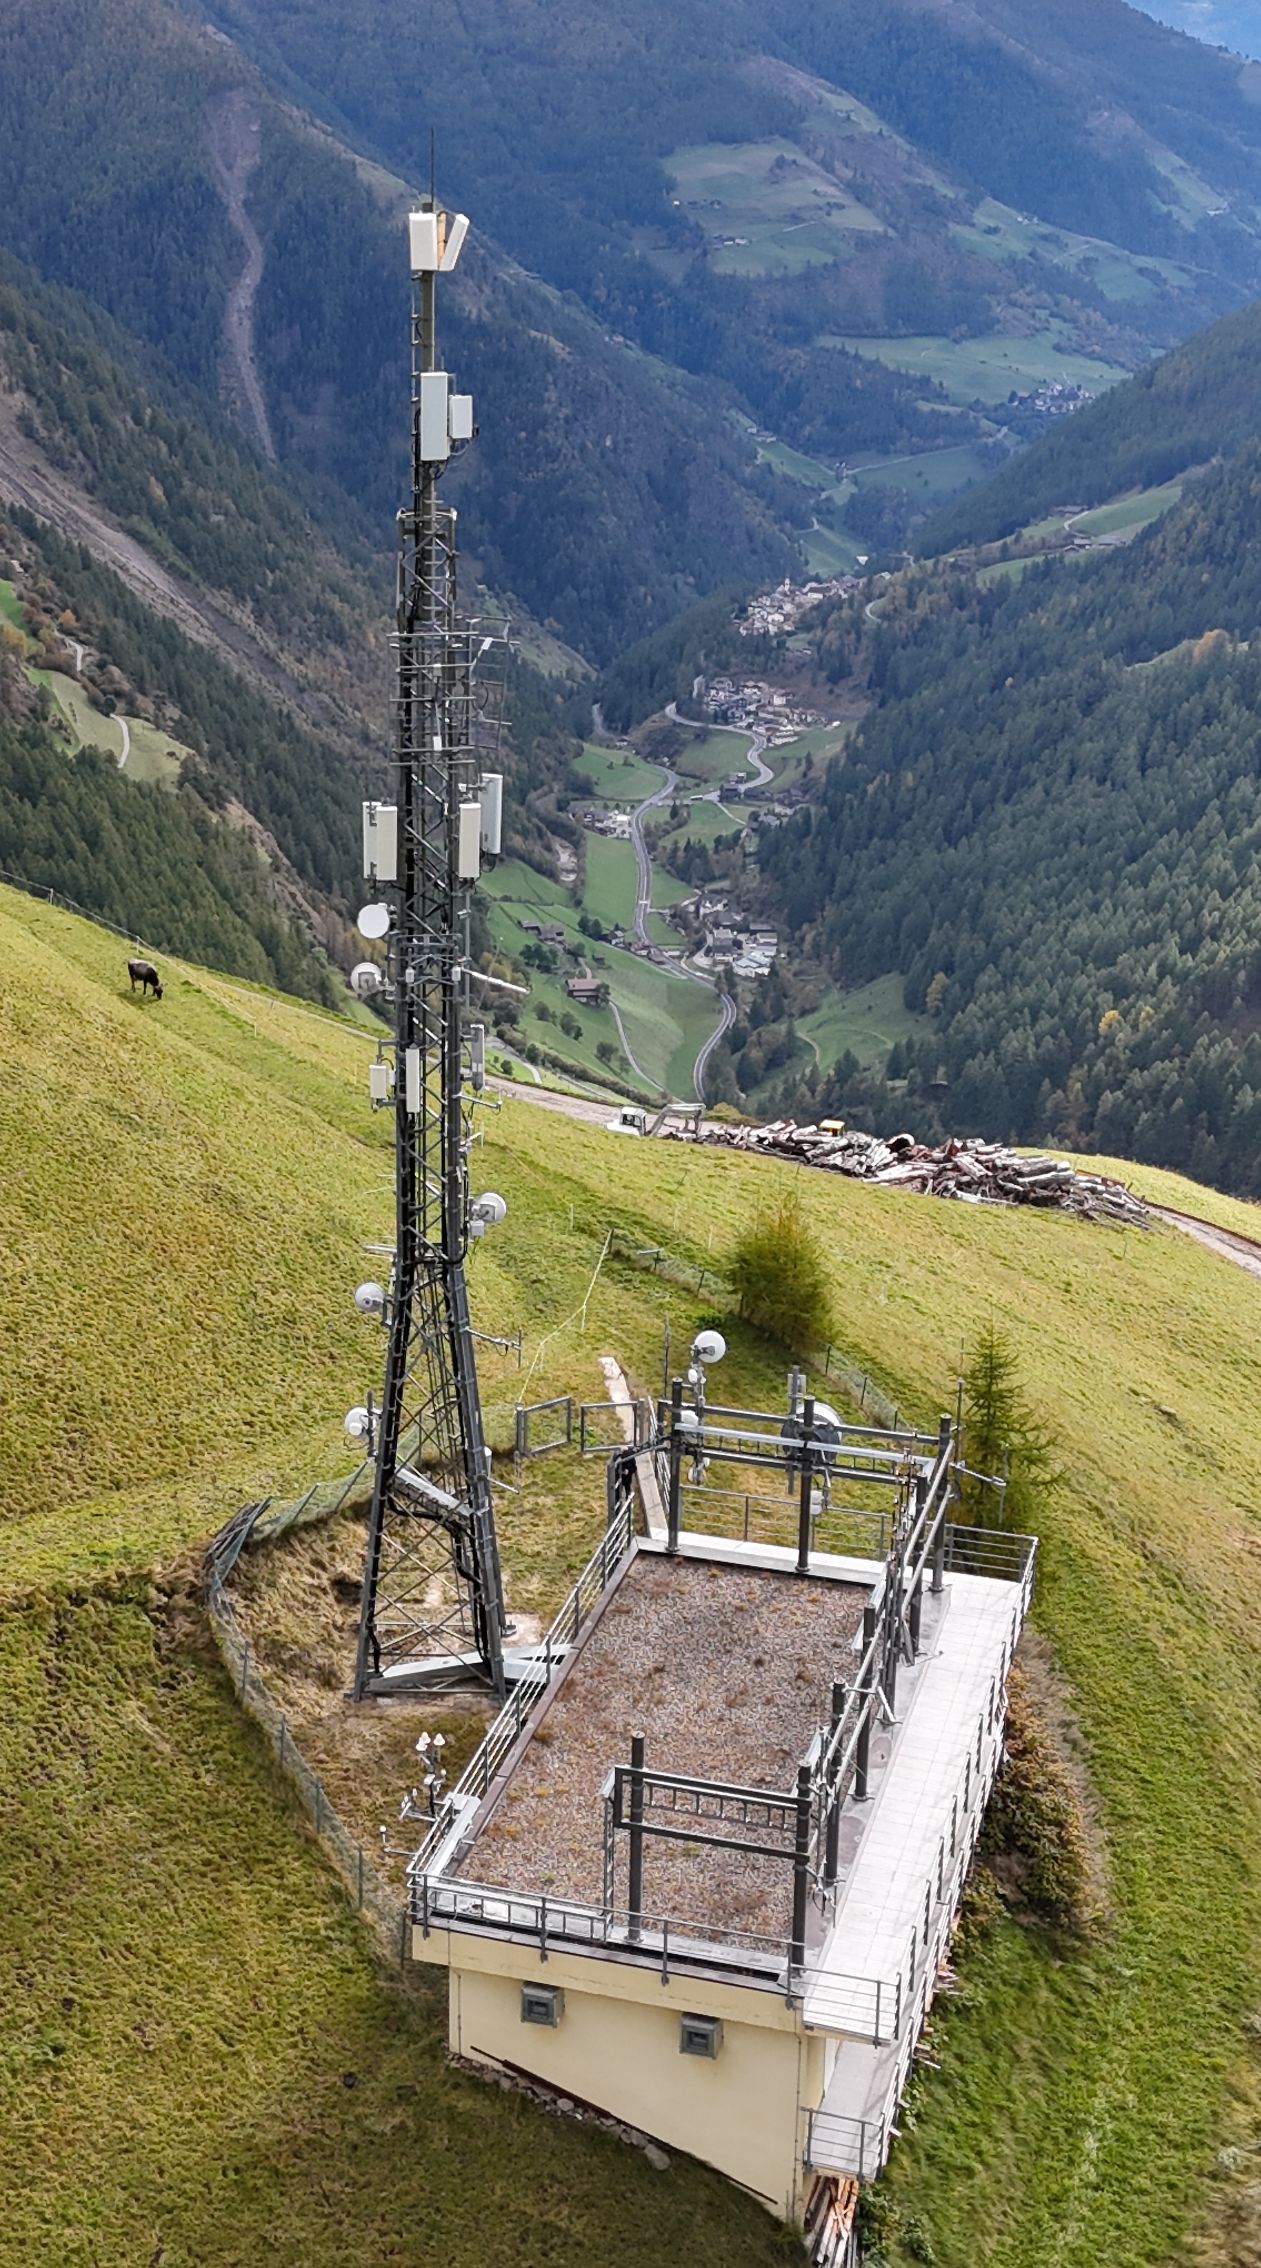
xmin=350 ymin=199 xmax=509 ymax=1701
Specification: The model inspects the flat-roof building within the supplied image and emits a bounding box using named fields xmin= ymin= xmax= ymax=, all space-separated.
xmin=406 ymin=1392 xmax=1034 ymax=2262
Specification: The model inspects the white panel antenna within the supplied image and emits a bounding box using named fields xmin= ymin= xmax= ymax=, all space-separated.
xmin=363 ymin=800 xmax=399 ymax=884
xmin=478 ymin=773 xmax=503 ymax=855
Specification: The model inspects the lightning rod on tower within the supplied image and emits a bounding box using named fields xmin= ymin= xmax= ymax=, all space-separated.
xmin=351 ymin=200 xmax=508 ymax=1701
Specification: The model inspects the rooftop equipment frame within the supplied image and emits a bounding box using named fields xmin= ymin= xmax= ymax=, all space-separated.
xmin=352 ymin=203 xmax=508 ymax=1701
xmin=406 ymin=1393 xmax=1034 ymax=1992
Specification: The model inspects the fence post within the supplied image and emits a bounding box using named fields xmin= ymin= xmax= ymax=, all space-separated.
xmin=856 ymin=1605 xmax=876 ymax=1801
xmin=667 ymin=1380 xmax=684 ymax=1556
xmin=824 ymin=1681 xmax=845 ymax=1886
xmin=790 ymin=1762 xmax=812 ymax=1977
xmin=628 ymin=1733 xmax=646 ymax=1944
xmin=932 ymin=1508 xmax=947 ymax=1596
xmin=796 ymin=1398 xmax=815 ymax=1577
xmin=239 ymin=1641 xmax=251 ymax=1702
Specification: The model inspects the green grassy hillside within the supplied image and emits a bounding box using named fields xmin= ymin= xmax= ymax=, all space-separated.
xmin=5 ymin=881 xmax=1261 ymax=2265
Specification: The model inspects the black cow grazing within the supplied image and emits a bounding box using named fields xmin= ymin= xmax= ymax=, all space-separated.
xmin=127 ymin=958 xmax=163 ymax=999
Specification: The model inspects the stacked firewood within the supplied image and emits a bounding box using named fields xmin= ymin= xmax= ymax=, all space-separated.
xmin=698 ymin=1121 xmax=1149 ymax=1226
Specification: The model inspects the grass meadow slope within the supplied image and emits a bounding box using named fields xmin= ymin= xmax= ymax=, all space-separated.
xmin=4 ymin=882 xmax=1261 ymax=2264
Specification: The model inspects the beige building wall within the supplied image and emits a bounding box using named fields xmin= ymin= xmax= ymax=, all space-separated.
xmin=422 ymin=1929 xmax=823 ymax=2217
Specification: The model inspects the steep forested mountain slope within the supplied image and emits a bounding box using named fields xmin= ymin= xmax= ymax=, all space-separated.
xmin=762 ymin=432 xmax=1261 ymax=1192
xmin=208 ymin=0 xmax=1261 ymax=311
xmin=0 ymin=0 xmax=796 ymax=662
xmin=0 ymin=641 xmax=335 ymax=997
xmin=8 ymin=0 xmax=1260 ymax=645
xmin=0 ymin=274 xmax=585 ymax=964
xmin=204 ymin=0 xmax=1261 ymax=457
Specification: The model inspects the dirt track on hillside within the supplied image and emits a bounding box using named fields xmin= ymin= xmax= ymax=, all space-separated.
xmin=207 ymin=88 xmax=278 ymax=463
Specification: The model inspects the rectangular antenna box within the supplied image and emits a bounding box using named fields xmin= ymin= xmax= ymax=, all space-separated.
xmin=479 ymin=774 xmax=503 ymax=856
xmin=408 ymin=210 xmax=439 ymax=273
xmin=363 ymin=800 xmax=399 ymax=884
xmin=458 ymin=802 xmax=483 ymax=882
xmin=419 ymin=373 xmax=451 ymax=462
xmin=404 ymin=1046 xmax=422 ymax=1114
xmin=449 ymin=394 xmax=475 ymax=443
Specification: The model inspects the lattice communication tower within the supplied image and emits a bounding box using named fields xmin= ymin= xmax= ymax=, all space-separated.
xmin=351 ymin=202 xmax=509 ymax=1702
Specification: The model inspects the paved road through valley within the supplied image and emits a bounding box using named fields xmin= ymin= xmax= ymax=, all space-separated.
xmin=626 ymin=758 xmax=735 ymax=1104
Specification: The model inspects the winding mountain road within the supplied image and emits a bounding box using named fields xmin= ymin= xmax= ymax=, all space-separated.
xmin=692 ymin=980 xmax=736 ymax=1098
xmin=628 ymin=765 xmax=678 ymax=949
xmin=665 ymin=701 xmax=772 ymax=790
xmin=625 ymin=757 xmax=737 ymax=1103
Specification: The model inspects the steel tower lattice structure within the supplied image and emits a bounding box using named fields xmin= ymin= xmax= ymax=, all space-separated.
xmin=352 ymin=202 xmax=508 ymax=1702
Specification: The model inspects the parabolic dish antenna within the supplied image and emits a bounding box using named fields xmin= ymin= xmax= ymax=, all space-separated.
xmin=357 ymin=902 xmax=390 ymax=941
xmin=350 ymin=960 xmax=384 ymax=997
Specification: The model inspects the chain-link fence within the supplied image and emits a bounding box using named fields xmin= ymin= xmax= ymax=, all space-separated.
xmin=204 ymin=1483 xmax=411 ymax=1970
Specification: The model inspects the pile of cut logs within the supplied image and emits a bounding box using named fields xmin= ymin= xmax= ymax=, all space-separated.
xmin=699 ymin=1122 xmax=1149 ymax=1226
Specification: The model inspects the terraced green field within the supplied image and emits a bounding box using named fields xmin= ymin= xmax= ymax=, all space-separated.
xmin=28 ymin=667 xmax=188 ymax=784
xmin=1068 ymin=479 xmax=1186 ymax=539
xmin=662 ymin=795 xmax=744 ymax=849
xmin=801 ymin=972 xmax=931 ymax=1073
xmin=849 ymin=441 xmax=1004 ymax=507
xmin=672 ymin=726 xmax=754 ymax=786
xmin=829 ymin=326 xmax=1133 ymax=407
xmin=573 ymin=740 xmax=662 ymax=804
xmin=803 ymin=516 xmax=867 ymax=575
xmin=481 ymin=855 xmax=713 ymax=1096
xmin=611 ymin=951 xmax=721 ymax=1099
xmin=949 ymin=197 xmax=1198 ymax=304
xmin=667 ymin=137 xmax=886 ymax=276
xmin=583 ymin=834 xmax=639 ymax=931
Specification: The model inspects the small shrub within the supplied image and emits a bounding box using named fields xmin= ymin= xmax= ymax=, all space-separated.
xmin=981 ymin=1666 xmax=1100 ymax=1934
xmin=728 ymin=1190 xmax=832 ymax=1354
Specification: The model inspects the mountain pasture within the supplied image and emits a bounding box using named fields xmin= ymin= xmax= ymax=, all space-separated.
xmin=3 ymin=887 xmax=1261 ymax=2266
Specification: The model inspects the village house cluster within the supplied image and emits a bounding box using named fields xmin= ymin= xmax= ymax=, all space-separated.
xmin=701 ymin=674 xmax=835 ymax=749
xmin=687 ymin=891 xmax=780 ymax=979
xmin=740 ymin=576 xmax=856 ymax=638
xmin=572 ymin=803 xmax=632 ymax=839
